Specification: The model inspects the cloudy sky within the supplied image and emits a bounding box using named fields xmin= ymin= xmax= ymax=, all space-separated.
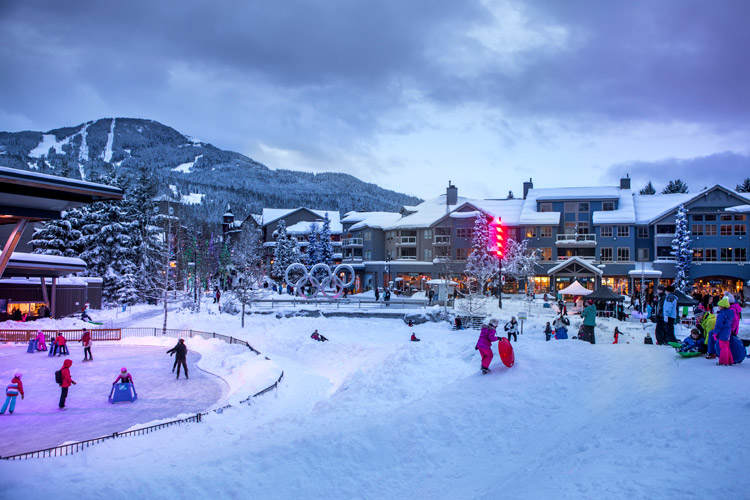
xmin=1 ymin=0 xmax=749 ymax=200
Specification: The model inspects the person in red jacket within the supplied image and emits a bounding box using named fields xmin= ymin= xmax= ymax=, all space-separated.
xmin=80 ymin=328 xmax=93 ymax=361
xmin=1 ymin=372 xmax=24 ymax=414
xmin=56 ymin=333 xmax=69 ymax=356
xmin=113 ymin=367 xmax=133 ymax=385
xmin=59 ymin=359 xmax=76 ymax=409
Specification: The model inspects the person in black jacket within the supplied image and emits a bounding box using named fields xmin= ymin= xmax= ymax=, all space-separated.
xmin=167 ymin=339 xmax=188 ymax=379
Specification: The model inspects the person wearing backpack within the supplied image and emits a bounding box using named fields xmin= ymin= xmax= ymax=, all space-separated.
xmin=1 ymin=372 xmax=24 ymax=414
xmin=57 ymin=359 xmax=76 ymax=409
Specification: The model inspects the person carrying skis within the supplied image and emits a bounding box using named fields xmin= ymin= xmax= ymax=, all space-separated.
xmin=167 ymin=339 xmax=189 ymax=379
xmin=1 ymin=373 xmax=24 ymax=414
xmin=475 ymin=319 xmax=500 ymax=374
xmin=113 ymin=367 xmax=134 ymax=385
xmin=504 ymin=317 xmax=519 ymax=342
xmin=81 ymin=328 xmax=93 ymax=361
xmin=58 ymin=359 xmax=76 ymax=409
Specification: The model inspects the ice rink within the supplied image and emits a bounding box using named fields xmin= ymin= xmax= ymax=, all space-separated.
xmin=0 ymin=343 xmax=227 ymax=457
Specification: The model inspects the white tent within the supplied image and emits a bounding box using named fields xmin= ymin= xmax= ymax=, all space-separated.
xmin=558 ymin=280 xmax=592 ymax=296
xmin=425 ymin=279 xmax=459 ymax=303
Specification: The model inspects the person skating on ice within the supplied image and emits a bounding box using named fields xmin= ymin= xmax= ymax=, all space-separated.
xmin=81 ymin=328 xmax=93 ymax=361
xmin=1 ymin=372 xmax=24 ymax=415
xmin=113 ymin=367 xmax=134 ymax=385
xmin=167 ymin=339 xmax=189 ymax=379
xmin=58 ymin=359 xmax=76 ymax=409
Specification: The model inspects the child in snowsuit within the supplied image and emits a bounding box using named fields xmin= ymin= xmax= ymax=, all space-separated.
xmin=553 ymin=315 xmax=569 ymax=339
xmin=167 ymin=339 xmax=189 ymax=379
xmin=55 ymin=334 xmax=69 ymax=356
xmin=410 ymin=333 xmax=421 ymax=342
xmin=1 ymin=373 xmax=24 ymax=414
xmin=113 ymin=367 xmax=134 ymax=385
xmin=504 ymin=317 xmax=519 ymax=342
xmin=81 ymin=328 xmax=93 ymax=361
xmin=36 ymin=330 xmax=47 ymax=351
xmin=58 ymin=359 xmax=76 ymax=409
xmin=613 ymin=327 xmax=620 ymax=344
xmin=476 ymin=319 xmax=500 ymax=374
xmin=544 ymin=322 xmax=553 ymax=341
xmin=678 ymin=328 xmax=704 ymax=353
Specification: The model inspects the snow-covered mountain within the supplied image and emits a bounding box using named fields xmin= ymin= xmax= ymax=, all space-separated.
xmin=0 ymin=118 xmax=421 ymax=224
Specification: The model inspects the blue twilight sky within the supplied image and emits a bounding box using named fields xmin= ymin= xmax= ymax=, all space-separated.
xmin=1 ymin=0 xmax=749 ymax=200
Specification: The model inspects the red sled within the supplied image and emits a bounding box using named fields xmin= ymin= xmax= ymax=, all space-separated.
xmin=497 ymin=338 xmax=515 ymax=368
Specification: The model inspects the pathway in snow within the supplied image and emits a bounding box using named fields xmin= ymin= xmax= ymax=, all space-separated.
xmin=0 ymin=344 xmax=225 ymax=457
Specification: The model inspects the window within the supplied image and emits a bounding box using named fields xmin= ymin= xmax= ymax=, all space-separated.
xmin=657 ymin=246 xmax=672 ymax=258
xmin=399 ymin=248 xmax=417 ymax=259
xmin=720 ymin=224 xmax=732 ymax=236
xmin=600 ymin=226 xmax=613 ymax=237
xmin=704 ymin=215 xmax=716 ymax=221
xmin=657 ymin=225 xmax=676 ymax=234
xmin=455 ymin=248 xmax=468 ymax=261
xmin=735 ymin=248 xmax=747 ymax=261
xmin=617 ymin=248 xmax=630 ymax=262
xmin=579 ymin=202 xmax=589 ymax=212
xmin=721 ymin=248 xmax=732 ymax=262
xmin=564 ymin=202 xmax=577 ymax=212
xmin=705 ymin=248 xmax=717 ymax=262
xmin=363 ymin=230 xmax=372 ymax=241
xmin=692 ymin=224 xmax=704 ymax=236
xmin=735 ymin=214 xmax=747 ymax=221
xmin=693 ymin=215 xmax=704 ymax=221
xmin=720 ymin=214 xmax=733 ymax=221
xmin=617 ymin=226 xmax=630 ymax=237
xmin=602 ymin=201 xmax=615 ymax=211
xmin=704 ymin=225 xmax=717 ymax=235
xmin=540 ymin=226 xmax=553 ymax=238
xmin=526 ymin=227 xmax=537 ymax=238
xmin=600 ymin=248 xmax=613 ymax=262
xmin=364 ymin=250 xmax=372 ymax=260
xmin=637 ymin=226 xmax=649 ymax=238
xmin=539 ymin=202 xmax=553 ymax=212
xmin=423 ymin=248 xmax=432 ymax=260
xmin=637 ymin=248 xmax=649 ymax=261
xmin=735 ymin=224 xmax=747 ymax=236
xmin=423 ymin=229 xmax=432 ymax=239
xmin=693 ymin=249 xmax=704 ymax=261
xmin=577 ymin=222 xmax=590 ymax=234
xmin=456 ymin=228 xmax=473 ymax=239
xmin=539 ymin=248 xmax=552 ymax=261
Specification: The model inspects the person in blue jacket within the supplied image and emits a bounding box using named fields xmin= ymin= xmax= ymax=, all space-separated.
xmin=710 ymin=298 xmax=736 ymax=365
xmin=654 ymin=284 xmax=679 ymax=345
xmin=678 ymin=328 xmax=704 ymax=353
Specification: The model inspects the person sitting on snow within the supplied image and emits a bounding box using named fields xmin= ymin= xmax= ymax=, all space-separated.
xmin=113 ymin=367 xmax=134 ymax=386
xmin=311 ymin=330 xmax=328 ymax=342
xmin=410 ymin=332 xmax=421 ymax=342
xmin=678 ymin=328 xmax=704 ymax=353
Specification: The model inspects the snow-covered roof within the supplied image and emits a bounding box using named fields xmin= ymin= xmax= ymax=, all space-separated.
xmin=632 ymin=193 xmax=694 ymax=225
xmin=727 ymin=204 xmax=750 ymax=212
xmin=592 ymin=190 xmax=636 ymax=225
xmin=548 ymin=257 xmax=604 ymax=275
xmin=519 ymin=189 xmax=561 ymax=225
xmin=470 ymin=199 xmax=525 ymax=226
xmin=347 ymin=212 xmax=403 ymax=231
xmin=0 ymin=276 xmax=90 ymax=286
xmin=262 ymin=208 xmax=341 ymax=232
xmin=628 ymin=263 xmax=662 ymax=276
xmin=387 ymin=195 xmax=470 ymax=229
xmin=534 ymin=186 xmax=621 ymax=201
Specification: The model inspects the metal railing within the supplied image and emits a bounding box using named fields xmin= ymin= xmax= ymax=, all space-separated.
xmin=397 ymin=236 xmax=417 ymax=244
xmin=556 ymin=234 xmax=596 ymax=244
xmin=0 ymin=329 xmax=122 ymax=343
xmin=434 ymin=235 xmax=451 ymax=245
xmin=342 ymin=238 xmax=363 ymax=246
xmin=245 ymin=297 xmax=427 ymax=310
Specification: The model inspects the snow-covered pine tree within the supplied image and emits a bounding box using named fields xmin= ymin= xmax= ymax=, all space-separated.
xmin=736 ymin=177 xmax=750 ymax=193
xmin=99 ymin=198 xmax=140 ymax=305
xmin=662 ymin=179 xmax=689 ymax=194
xmin=502 ymin=238 xmax=540 ymax=294
xmin=670 ymin=204 xmax=692 ymax=293
xmin=307 ymin=222 xmax=321 ymax=265
xmin=30 ymin=208 xmax=84 ymax=257
xmin=464 ymin=215 xmax=499 ymax=294
xmin=639 ymin=181 xmax=656 ymax=195
xmin=231 ymin=225 xmax=265 ymax=328
xmin=319 ymin=213 xmax=335 ymax=266
xmin=272 ymin=220 xmax=300 ymax=279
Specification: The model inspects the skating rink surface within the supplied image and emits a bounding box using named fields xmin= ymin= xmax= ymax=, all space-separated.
xmin=0 ymin=343 xmax=226 ymax=456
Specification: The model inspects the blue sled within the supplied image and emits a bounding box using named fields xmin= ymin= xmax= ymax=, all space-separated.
xmin=48 ymin=341 xmax=57 ymax=357
xmin=27 ymin=338 xmax=36 ymax=353
xmin=108 ymin=383 xmax=138 ymax=403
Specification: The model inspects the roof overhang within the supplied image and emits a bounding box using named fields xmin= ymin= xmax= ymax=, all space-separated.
xmin=0 ymin=252 xmax=87 ymax=278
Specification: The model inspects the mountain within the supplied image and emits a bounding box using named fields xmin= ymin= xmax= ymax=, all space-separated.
xmin=0 ymin=118 xmax=422 ymax=226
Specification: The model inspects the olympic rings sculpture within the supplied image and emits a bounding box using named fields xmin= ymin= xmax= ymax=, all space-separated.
xmin=284 ymin=263 xmax=356 ymax=299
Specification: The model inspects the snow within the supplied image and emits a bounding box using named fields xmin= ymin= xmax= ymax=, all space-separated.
xmin=592 ymin=189 xmax=636 ymax=224
xmin=344 ymin=211 xmax=402 ymax=230
xmin=471 ymin=199 xmax=525 ymax=226
xmin=77 ymin=123 xmax=89 ymax=164
xmin=534 ymin=186 xmax=621 ymax=201
xmin=0 ymin=251 xmax=87 ymax=268
xmin=519 ymin=188 xmax=562 ymax=225
xmin=103 ymin=118 xmax=115 ymax=163
xmin=172 ymin=155 xmax=202 ymax=174
xmin=263 ymin=208 xmax=343 ymax=233
xmin=388 ymin=195 xmax=471 ymax=229
xmin=28 ymin=134 xmax=71 ymax=158
xmin=180 ymin=192 xmax=205 ymax=205
xmin=1 ymin=299 xmax=749 ymax=499
xmin=727 ymin=204 xmax=750 ymax=212
xmin=633 ymin=192 xmax=693 ymax=224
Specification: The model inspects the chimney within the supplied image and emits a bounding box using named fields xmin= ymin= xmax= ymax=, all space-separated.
xmin=523 ymin=178 xmax=533 ymax=199
xmin=620 ymin=174 xmax=631 ymax=190
xmin=446 ymin=181 xmax=458 ymax=205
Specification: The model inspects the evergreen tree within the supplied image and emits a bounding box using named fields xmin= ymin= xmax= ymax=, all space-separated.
xmin=464 ymin=215 xmax=499 ymax=294
xmin=639 ymin=181 xmax=656 ymax=195
xmin=30 ymin=208 xmax=84 ymax=257
xmin=736 ymin=177 xmax=750 ymax=192
xmin=671 ymin=204 xmax=692 ymax=293
xmin=318 ymin=213 xmax=334 ymax=266
xmin=306 ymin=223 xmax=321 ymax=265
xmin=272 ymin=220 xmax=300 ymax=279
xmin=662 ymin=179 xmax=689 ymax=194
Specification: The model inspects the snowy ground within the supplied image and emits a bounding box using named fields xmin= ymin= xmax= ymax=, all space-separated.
xmin=0 ymin=298 xmax=748 ymax=499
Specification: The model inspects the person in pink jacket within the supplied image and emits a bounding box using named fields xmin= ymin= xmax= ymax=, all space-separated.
xmin=36 ymin=330 xmax=47 ymax=351
xmin=725 ymin=293 xmax=742 ymax=336
xmin=475 ymin=319 xmax=500 ymax=374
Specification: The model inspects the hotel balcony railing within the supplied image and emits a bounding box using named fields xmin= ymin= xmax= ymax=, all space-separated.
xmin=397 ymin=255 xmax=418 ymax=260
xmin=342 ymin=238 xmax=363 ymax=246
xmin=433 ymin=235 xmax=451 ymax=245
xmin=343 ymin=256 xmax=364 ymax=261
xmin=398 ymin=236 xmax=417 ymax=245
xmin=555 ymin=233 xmax=597 ymax=246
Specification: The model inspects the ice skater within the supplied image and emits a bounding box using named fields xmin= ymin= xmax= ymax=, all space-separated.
xmin=1 ymin=373 xmax=24 ymax=415
xmin=167 ymin=339 xmax=189 ymax=379
xmin=36 ymin=330 xmax=47 ymax=351
xmin=475 ymin=318 xmax=500 ymax=374
xmin=58 ymin=359 xmax=76 ymax=409
xmin=81 ymin=328 xmax=93 ymax=361
xmin=55 ymin=333 xmax=69 ymax=356
xmin=113 ymin=367 xmax=134 ymax=386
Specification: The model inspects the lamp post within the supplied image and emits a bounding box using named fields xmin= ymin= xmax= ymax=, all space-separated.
xmin=385 ymin=255 xmax=391 ymax=291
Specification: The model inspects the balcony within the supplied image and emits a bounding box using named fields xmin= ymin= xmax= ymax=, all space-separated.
xmin=398 ymin=236 xmax=417 ymax=245
xmin=343 ymin=256 xmax=363 ymax=262
xmin=342 ymin=237 xmax=363 ymax=247
xmin=555 ymin=233 xmax=597 ymax=247
xmin=433 ymin=235 xmax=451 ymax=245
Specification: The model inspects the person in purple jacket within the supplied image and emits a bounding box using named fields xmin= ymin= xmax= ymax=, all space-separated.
xmin=475 ymin=318 xmax=500 ymax=374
